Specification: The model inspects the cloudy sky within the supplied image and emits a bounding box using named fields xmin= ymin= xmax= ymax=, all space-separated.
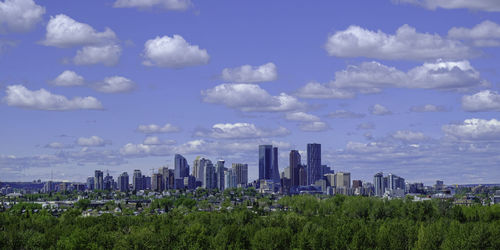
xmin=1 ymin=0 xmax=500 ymax=185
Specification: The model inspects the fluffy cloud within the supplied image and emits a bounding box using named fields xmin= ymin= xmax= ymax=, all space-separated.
xmin=357 ymin=122 xmax=375 ymax=130
xmin=285 ymin=112 xmax=320 ymax=122
xmin=299 ymin=121 xmax=328 ymax=132
xmin=462 ymin=90 xmax=500 ymax=112
xmin=221 ymin=62 xmax=277 ymax=83
xmin=142 ymin=35 xmax=209 ymax=68
xmin=410 ymin=104 xmax=448 ymax=112
xmin=77 ymin=136 xmax=108 ymax=147
xmin=392 ymin=130 xmax=427 ymax=142
xmin=328 ymin=110 xmax=365 ymax=119
xmin=202 ymin=83 xmax=306 ymax=112
xmin=443 ymin=118 xmax=500 ymax=141
xmin=370 ymin=104 xmax=392 ymax=115
xmin=113 ymin=0 xmax=192 ymax=11
xmin=0 ymin=0 xmax=45 ymax=33
xmin=195 ymin=123 xmax=290 ymax=139
xmin=3 ymin=85 xmax=103 ymax=111
xmin=137 ymin=123 xmax=180 ymax=133
xmin=395 ymin=0 xmax=500 ymax=12
xmin=325 ymin=24 xmax=472 ymax=60
xmin=50 ymin=70 xmax=85 ymax=87
xmin=297 ymin=60 xmax=484 ymax=99
xmin=295 ymin=82 xmax=354 ymax=99
xmin=73 ymin=45 xmax=122 ymax=66
xmin=45 ymin=142 xmax=73 ymax=149
xmin=449 ymin=20 xmax=500 ymax=47
xmin=92 ymin=76 xmax=135 ymax=93
xmin=41 ymin=14 xmax=116 ymax=48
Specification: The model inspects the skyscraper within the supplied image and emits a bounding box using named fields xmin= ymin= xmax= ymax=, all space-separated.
xmin=232 ymin=163 xmax=248 ymax=186
xmin=335 ymin=172 xmax=351 ymax=188
xmin=202 ymin=160 xmax=215 ymax=189
xmin=307 ymin=143 xmax=321 ymax=185
xmin=86 ymin=177 xmax=94 ymax=191
xmin=103 ymin=172 xmax=114 ymax=190
xmin=94 ymin=170 xmax=103 ymax=190
xmin=152 ymin=173 xmax=163 ymax=192
xmin=259 ymin=145 xmax=273 ymax=180
xmin=118 ymin=172 xmax=129 ymax=192
xmin=374 ymin=172 xmax=384 ymax=197
xmin=175 ymin=154 xmax=189 ymax=180
xmin=289 ymin=150 xmax=301 ymax=187
xmin=272 ymin=147 xmax=280 ymax=182
xmin=298 ymin=164 xmax=308 ymax=186
xmin=215 ymin=160 xmax=226 ymax=190
xmin=133 ymin=170 xmax=143 ymax=191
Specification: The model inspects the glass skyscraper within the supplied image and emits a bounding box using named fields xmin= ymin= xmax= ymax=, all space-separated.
xmin=307 ymin=143 xmax=321 ymax=185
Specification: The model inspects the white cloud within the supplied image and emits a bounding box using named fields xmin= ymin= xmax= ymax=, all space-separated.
xmin=50 ymin=70 xmax=85 ymax=87
xmin=443 ymin=118 xmax=500 ymax=141
xmin=142 ymin=35 xmax=209 ymax=68
xmin=143 ymin=136 xmax=162 ymax=145
xmin=41 ymin=14 xmax=116 ymax=48
xmin=195 ymin=123 xmax=290 ymax=139
xmin=202 ymin=83 xmax=306 ymax=112
xmin=295 ymin=82 xmax=355 ymax=99
xmin=285 ymin=112 xmax=320 ymax=122
xmin=73 ymin=45 xmax=122 ymax=66
xmin=462 ymin=90 xmax=500 ymax=112
xmin=221 ymin=62 xmax=277 ymax=83
xmin=113 ymin=0 xmax=192 ymax=11
xmin=370 ymin=104 xmax=392 ymax=115
xmin=77 ymin=136 xmax=108 ymax=147
xmin=299 ymin=121 xmax=328 ymax=132
xmin=395 ymin=0 xmax=500 ymax=12
xmin=328 ymin=110 xmax=365 ymax=119
xmin=3 ymin=85 xmax=103 ymax=111
xmin=45 ymin=142 xmax=73 ymax=149
xmin=137 ymin=123 xmax=180 ymax=133
xmin=0 ymin=0 xmax=45 ymax=33
xmin=392 ymin=130 xmax=427 ymax=142
xmin=410 ymin=104 xmax=448 ymax=112
xmin=325 ymin=24 xmax=472 ymax=60
xmin=449 ymin=20 xmax=500 ymax=47
xmin=357 ymin=122 xmax=375 ymax=130
xmin=296 ymin=60 xmax=485 ymax=99
xmin=92 ymin=76 xmax=135 ymax=93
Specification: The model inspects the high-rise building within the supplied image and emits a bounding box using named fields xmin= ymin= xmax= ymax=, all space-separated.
xmin=335 ymin=172 xmax=351 ymax=188
xmin=259 ymin=145 xmax=273 ymax=180
xmin=144 ymin=176 xmax=151 ymax=190
xmin=94 ymin=170 xmax=103 ymax=190
xmin=307 ymin=143 xmax=322 ymax=185
xmin=193 ymin=157 xmax=211 ymax=185
xmin=298 ymin=164 xmax=308 ymax=186
xmin=324 ymin=173 xmax=336 ymax=187
xmin=133 ymin=170 xmax=143 ymax=191
xmin=86 ymin=177 xmax=94 ymax=191
xmin=387 ymin=173 xmax=405 ymax=191
xmin=224 ymin=169 xmax=236 ymax=189
xmin=103 ymin=172 xmax=114 ymax=190
xmin=202 ymin=159 xmax=215 ymax=189
xmin=174 ymin=154 xmax=189 ymax=180
xmin=215 ymin=160 xmax=226 ymax=190
xmin=152 ymin=173 xmax=163 ymax=192
xmin=374 ymin=172 xmax=384 ymax=197
xmin=184 ymin=176 xmax=196 ymax=190
xmin=272 ymin=147 xmax=280 ymax=182
xmin=289 ymin=150 xmax=301 ymax=187
xmin=352 ymin=180 xmax=363 ymax=189
xmin=117 ymin=172 xmax=129 ymax=192
xmin=232 ymin=163 xmax=248 ymax=186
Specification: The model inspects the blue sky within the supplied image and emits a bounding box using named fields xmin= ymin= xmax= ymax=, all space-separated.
xmin=1 ymin=0 xmax=500 ymax=185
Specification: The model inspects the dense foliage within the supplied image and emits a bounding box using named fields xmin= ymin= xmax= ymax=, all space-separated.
xmin=1 ymin=195 xmax=500 ymax=249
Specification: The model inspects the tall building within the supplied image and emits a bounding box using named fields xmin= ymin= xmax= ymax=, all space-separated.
xmin=374 ymin=172 xmax=384 ymax=197
xmin=86 ymin=177 xmax=94 ymax=191
xmin=174 ymin=154 xmax=189 ymax=180
xmin=259 ymin=145 xmax=273 ymax=180
xmin=224 ymin=169 xmax=236 ymax=189
xmin=352 ymin=180 xmax=363 ymax=189
xmin=298 ymin=164 xmax=308 ymax=186
xmin=215 ymin=160 xmax=226 ymax=190
xmin=152 ymin=173 xmax=163 ymax=192
xmin=307 ymin=143 xmax=322 ymax=185
xmin=193 ymin=157 xmax=211 ymax=185
xmin=133 ymin=170 xmax=143 ymax=191
xmin=232 ymin=163 xmax=248 ymax=186
xmin=117 ymin=172 xmax=129 ymax=192
xmin=272 ymin=147 xmax=280 ymax=182
xmin=94 ymin=170 xmax=103 ymax=190
xmin=289 ymin=150 xmax=301 ymax=187
xmin=335 ymin=172 xmax=351 ymax=188
xmin=202 ymin=160 xmax=215 ymax=189
xmin=388 ymin=173 xmax=405 ymax=191
xmin=103 ymin=172 xmax=114 ymax=191
xmin=324 ymin=173 xmax=336 ymax=187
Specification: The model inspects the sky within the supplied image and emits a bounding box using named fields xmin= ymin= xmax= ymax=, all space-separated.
xmin=1 ymin=0 xmax=500 ymax=185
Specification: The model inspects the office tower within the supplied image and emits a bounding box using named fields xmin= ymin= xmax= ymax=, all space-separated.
xmin=86 ymin=177 xmax=94 ymax=191
xmin=307 ymin=143 xmax=322 ymax=185
xmin=103 ymin=172 xmax=114 ymax=190
xmin=374 ymin=172 xmax=384 ymax=197
xmin=387 ymin=173 xmax=405 ymax=191
xmin=193 ymin=157 xmax=211 ymax=185
xmin=298 ymin=164 xmax=308 ymax=186
xmin=324 ymin=173 xmax=336 ymax=187
xmin=289 ymin=150 xmax=301 ymax=187
xmin=322 ymin=165 xmax=333 ymax=174
xmin=144 ymin=176 xmax=151 ymax=190
xmin=335 ymin=172 xmax=351 ymax=188
xmin=215 ymin=160 xmax=226 ymax=190
xmin=175 ymin=154 xmax=189 ymax=180
xmin=232 ymin=163 xmax=248 ymax=186
xmin=184 ymin=176 xmax=196 ymax=190
xmin=201 ymin=159 xmax=215 ymax=189
xmin=152 ymin=173 xmax=163 ymax=191
xmin=272 ymin=147 xmax=280 ymax=182
xmin=117 ymin=172 xmax=129 ymax=192
xmin=224 ymin=169 xmax=236 ymax=189
xmin=352 ymin=180 xmax=363 ymax=189
xmin=259 ymin=145 xmax=273 ymax=180
xmin=94 ymin=170 xmax=103 ymax=190
xmin=284 ymin=167 xmax=291 ymax=179
xmin=133 ymin=170 xmax=143 ymax=191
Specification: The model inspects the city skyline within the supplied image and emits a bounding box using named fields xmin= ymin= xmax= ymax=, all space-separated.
xmin=2 ymin=0 xmax=500 ymax=185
